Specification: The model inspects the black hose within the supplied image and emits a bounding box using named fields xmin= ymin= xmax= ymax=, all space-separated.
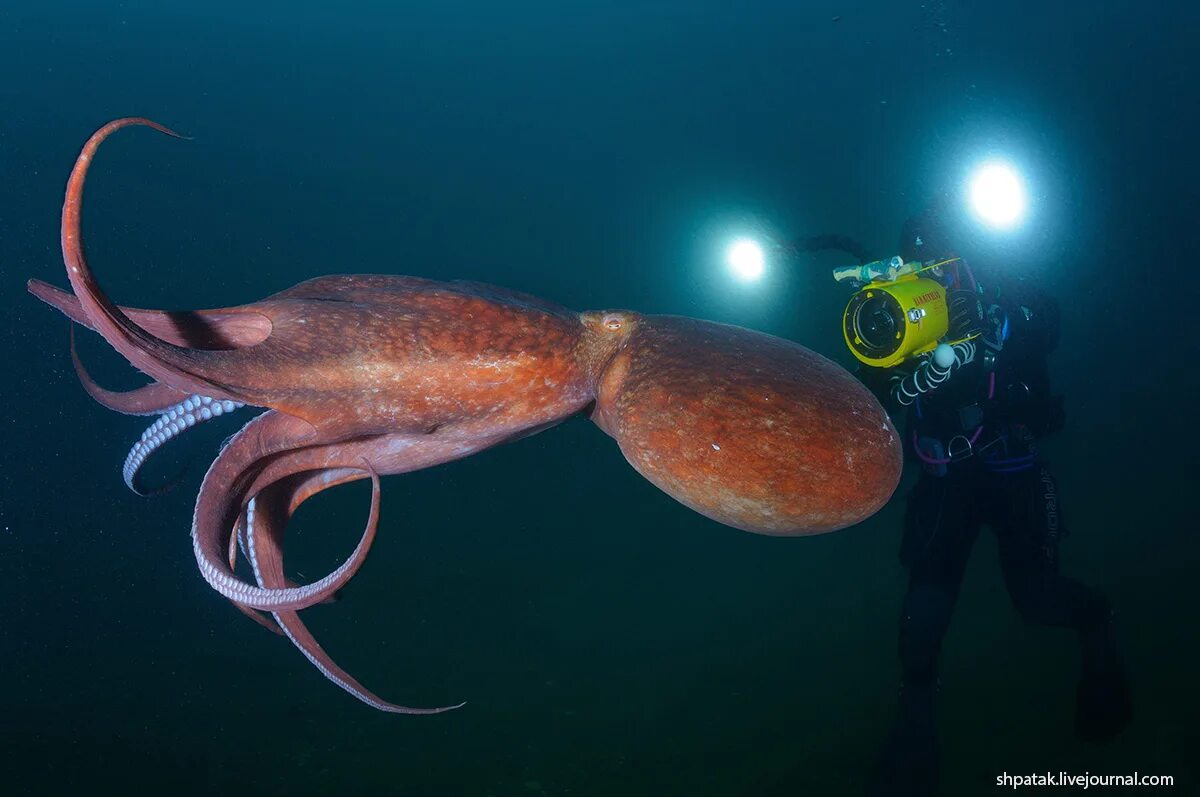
xmin=786 ymin=233 xmax=873 ymax=265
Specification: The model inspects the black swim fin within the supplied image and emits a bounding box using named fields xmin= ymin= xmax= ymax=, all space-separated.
xmin=865 ymin=679 xmax=939 ymax=797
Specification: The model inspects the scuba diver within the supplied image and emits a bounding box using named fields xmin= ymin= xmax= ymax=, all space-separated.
xmin=819 ymin=206 xmax=1133 ymax=796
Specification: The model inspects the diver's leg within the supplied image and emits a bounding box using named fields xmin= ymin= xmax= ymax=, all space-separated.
xmin=866 ymin=473 xmax=979 ymax=797
xmin=993 ymin=464 xmax=1132 ymax=741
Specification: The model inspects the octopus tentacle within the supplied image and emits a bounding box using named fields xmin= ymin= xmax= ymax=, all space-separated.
xmin=236 ymin=467 xmax=364 ymax=574
xmin=31 ymin=279 xmax=273 ymax=350
xmin=122 ymin=395 xmax=245 ymax=494
xmin=59 ymin=117 xmax=248 ymax=402
xmin=69 ymin=324 xmax=250 ymax=495
xmin=191 ymin=410 xmax=381 ymax=612
xmin=229 ymin=594 xmax=283 ymax=635
xmin=69 ymin=326 xmax=190 ymax=415
xmin=244 ymin=468 xmax=464 ymax=713
xmin=196 ymin=411 xmax=517 ymax=614
xmin=228 ymin=468 xmax=357 ymax=612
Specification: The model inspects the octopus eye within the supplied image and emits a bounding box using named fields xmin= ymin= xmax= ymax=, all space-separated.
xmin=603 ymin=314 xmax=623 ymax=330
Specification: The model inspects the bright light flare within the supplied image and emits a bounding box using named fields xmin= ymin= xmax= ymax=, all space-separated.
xmin=967 ymin=161 xmax=1027 ymax=229
xmin=727 ymin=238 xmax=765 ymax=281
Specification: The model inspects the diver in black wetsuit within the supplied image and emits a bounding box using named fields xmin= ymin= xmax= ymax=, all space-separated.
xmin=861 ymin=209 xmax=1133 ymax=797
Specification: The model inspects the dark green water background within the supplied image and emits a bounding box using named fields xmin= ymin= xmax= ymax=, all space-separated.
xmin=1 ymin=2 xmax=1196 ymax=794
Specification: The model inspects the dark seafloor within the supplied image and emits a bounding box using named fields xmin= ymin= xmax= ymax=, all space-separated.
xmin=1 ymin=2 xmax=1196 ymax=795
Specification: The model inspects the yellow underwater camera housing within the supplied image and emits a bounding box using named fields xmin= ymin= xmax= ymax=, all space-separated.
xmin=841 ymin=270 xmax=949 ymax=368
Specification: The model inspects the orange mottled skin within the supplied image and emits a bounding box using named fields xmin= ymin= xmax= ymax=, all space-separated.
xmin=593 ymin=315 xmax=900 ymax=534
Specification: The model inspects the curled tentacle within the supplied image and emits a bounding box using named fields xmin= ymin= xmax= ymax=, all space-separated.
xmin=191 ymin=410 xmax=380 ymax=613
xmin=70 ymin=326 xmax=190 ymax=415
xmin=243 ymin=466 xmax=464 ymax=714
xmin=223 ymin=467 xmax=365 ymax=634
xmin=228 ymin=468 xmax=356 ymax=614
xmin=195 ymin=413 xmax=518 ymax=614
xmin=58 ymin=118 xmax=251 ymax=402
xmin=122 ymin=395 xmax=245 ymax=494
xmin=70 ymin=325 xmax=251 ymax=496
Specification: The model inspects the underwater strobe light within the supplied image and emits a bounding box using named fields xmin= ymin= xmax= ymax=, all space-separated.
xmin=726 ymin=238 xmax=765 ymax=282
xmin=967 ymin=160 xmax=1027 ymax=230
xmin=842 ymin=275 xmax=949 ymax=368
